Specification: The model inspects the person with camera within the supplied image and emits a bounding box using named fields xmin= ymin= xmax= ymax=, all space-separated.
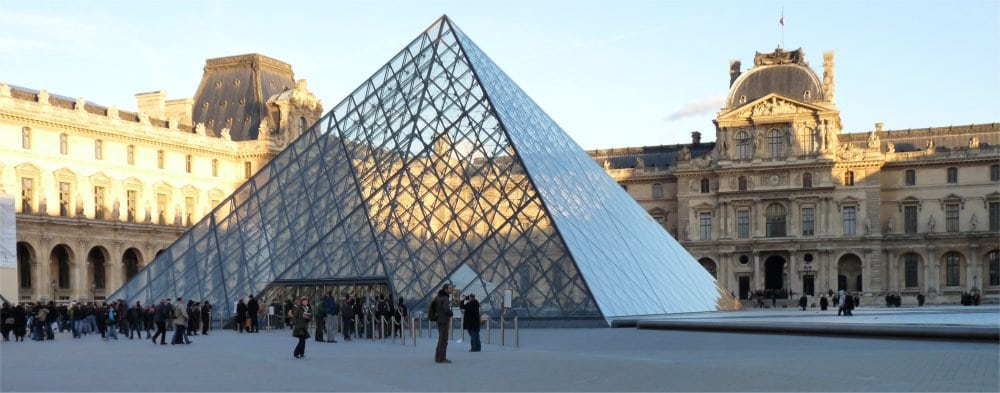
xmin=291 ymin=296 xmax=312 ymax=358
xmin=461 ymin=294 xmax=481 ymax=352
xmin=432 ymin=284 xmax=454 ymax=363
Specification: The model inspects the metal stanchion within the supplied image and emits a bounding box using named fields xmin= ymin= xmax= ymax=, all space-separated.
xmin=460 ymin=316 xmax=464 ymax=341
xmin=486 ymin=317 xmax=491 ymax=344
xmin=500 ymin=315 xmax=505 ymax=347
xmin=354 ymin=317 xmax=359 ymax=339
xmin=380 ymin=316 xmax=386 ymax=343
xmin=411 ymin=317 xmax=416 ymax=347
xmin=449 ymin=317 xmax=455 ymax=340
xmin=514 ymin=316 xmax=519 ymax=348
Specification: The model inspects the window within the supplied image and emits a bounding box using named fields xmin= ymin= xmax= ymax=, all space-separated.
xmin=18 ymin=244 xmax=31 ymax=288
xmin=59 ymin=133 xmax=68 ymax=154
xmin=904 ymin=206 xmax=918 ymax=234
xmin=945 ymin=203 xmax=959 ymax=232
xmin=737 ymin=210 xmax=750 ymax=238
xmin=801 ymin=207 xmax=815 ymax=236
xmin=652 ymin=183 xmax=663 ymax=199
xmin=700 ymin=179 xmax=710 ymax=193
xmin=738 ymin=176 xmax=747 ymax=191
xmin=157 ymin=150 xmax=165 ymax=169
xmin=185 ymin=197 xmax=195 ymax=226
xmin=157 ymin=193 xmax=167 ymax=225
xmin=94 ymin=186 xmax=106 ymax=220
xmin=844 ymin=171 xmax=855 ymax=186
xmin=904 ymin=253 xmax=919 ymax=288
xmin=736 ymin=131 xmax=752 ymax=160
xmin=900 ymin=169 xmax=914 ymax=186
xmin=20 ymin=177 xmax=34 ymax=214
xmin=946 ymin=167 xmax=958 ymax=183
xmin=127 ymin=145 xmax=135 ymax=165
xmin=244 ymin=162 xmax=252 ymax=179
xmin=802 ymin=173 xmax=812 ymax=188
xmin=699 ymin=212 xmax=712 ymax=240
xmin=185 ymin=155 xmax=193 ymax=173
xmin=843 ymin=206 xmax=857 ymax=235
xmin=945 ymin=252 xmax=961 ymax=286
xmin=765 ymin=203 xmax=787 ymax=237
xmin=768 ymin=129 xmax=783 ymax=158
xmin=95 ymin=139 xmax=103 ymax=160
xmin=58 ymin=182 xmax=71 ymax=217
xmin=988 ymin=250 xmax=999 ymax=286
xmin=126 ymin=190 xmax=137 ymax=223
xmin=212 ymin=159 xmax=219 ymax=177
xmin=298 ymin=117 xmax=307 ymax=135
xmin=992 ymin=165 xmax=1000 ymax=182
xmin=990 ymin=202 xmax=999 ymax=231
xmin=22 ymin=127 xmax=31 ymax=149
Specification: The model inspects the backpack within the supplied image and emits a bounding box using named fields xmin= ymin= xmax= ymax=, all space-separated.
xmin=427 ymin=298 xmax=437 ymax=322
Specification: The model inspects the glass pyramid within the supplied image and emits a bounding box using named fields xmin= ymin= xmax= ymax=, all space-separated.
xmin=109 ymin=16 xmax=738 ymax=325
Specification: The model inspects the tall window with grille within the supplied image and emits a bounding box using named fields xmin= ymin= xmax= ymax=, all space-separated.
xmin=992 ymin=165 xmax=1000 ymax=182
xmin=802 ymin=172 xmax=812 ymax=188
xmin=905 ymin=169 xmax=916 ymax=186
xmin=652 ymin=183 xmax=663 ymax=199
xmin=945 ymin=203 xmax=960 ymax=232
xmin=738 ymin=176 xmax=748 ymax=191
xmin=212 ymin=159 xmax=219 ymax=177
xmin=127 ymin=145 xmax=135 ymax=165
xmin=699 ymin=212 xmax=712 ymax=240
xmin=946 ymin=167 xmax=958 ymax=183
xmin=157 ymin=150 xmax=165 ymax=169
xmin=94 ymin=139 xmax=103 ymax=160
xmin=945 ymin=252 xmax=961 ymax=286
xmin=737 ymin=210 xmax=750 ymax=238
xmin=94 ymin=186 xmax=106 ymax=219
xmin=843 ymin=206 xmax=857 ymax=235
xmin=126 ymin=190 xmax=137 ymax=223
xmin=185 ymin=196 xmax=195 ymax=226
xmin=22 ymin=127 xmax=31 ymax=149
xmin=765 ymin=203 xmax=787 ymax=237
xmin=244 ymin=162 xmax=252 ymax=179
xmin=58 ymin=182 xmax=71 ymax=217
xmin=904 ymin=253 xmax=919 ymax=288
xmin=989 ymin=250 xmax=999 ymax=286
xmin=904 ymin=206 xmax=918 ymax=233
xmin=768 ymin=129 xmax=784 ymax=158
xmin=990 ymin=202 xmax=999 ymax=231
xmin=700 ymin=178 xmax=710 ymax=193
xmin=736 ymin=131 xmax=752 ymax=160
xmin=844 ymin=171 xmax=855 ymax=186
xmin=59 ymin=133 xmax=68 ymax=155
xmin=801 ymin=207 xmax=815 ymax=236
xmin=20 ymin=177 xmax=34 ymax=213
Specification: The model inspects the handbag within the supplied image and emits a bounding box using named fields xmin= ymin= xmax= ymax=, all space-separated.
xmin=245 ymin=318 xmax=252 ymax=329
xmin=292 ymin=326 xmax=310 ymax=339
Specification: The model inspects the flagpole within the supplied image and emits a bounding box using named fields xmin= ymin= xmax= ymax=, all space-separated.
xmin=780 ymin=8 xmax=785 ymax=49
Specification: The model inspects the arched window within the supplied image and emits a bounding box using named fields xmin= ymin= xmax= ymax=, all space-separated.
xmin=765 ymin=203 xmax=787 ymax=237
xmin=699 ymin=259 xmax=718 ymax=278
xmin=652 ymin=183 xmax=664 ymax=199
xmin=768 ymin=129 xmax=784 ymax=158
xmin=54 ymin=246 xmax=70 ymax=289
xmin=904 ymin=253 xmax=920 ymax=288
xmin=700 ymin=179 xmax=710 ymax=193
xmin=989 ymin=250 xmax=999 ymax=286
xmin=736 ymin=131 xmax=752 ymax=160
xmin=17 ymin=243 xmax=31 ymax=288
xmin=945 ymin=252 xmax=961 ymax=286
xmin=123 ymin=249 xmax=140 ymax=281
xmin=89 ymin=248 xmax=105 ymax=290
xmin=738 ymin=176 xmax=748 ymax=191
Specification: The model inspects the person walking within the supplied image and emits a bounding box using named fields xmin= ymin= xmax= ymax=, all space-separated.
xmin=236 ymin=298 xmax=247 ymax=333
xmin=291 ymin=296 xmax=312 ymax=358
xmin=461 ymin=294 xmax=481 ymax=352
xmin=323 ymin=292 xmax=338 ymax=343
xmin=837 ymin=289 xmax=847 ymax=316
xmin=104 ymin=303 xmax=118 ymax=341
xmin=151 ymin=298 xmax=169 ymax=345
xmin=247 ymin=295 xmax=260 ymax=333
xmin=172 ymin=297 xmax=190 ymax=344
xmin=432 ymin=284 xmax=454 ymax=363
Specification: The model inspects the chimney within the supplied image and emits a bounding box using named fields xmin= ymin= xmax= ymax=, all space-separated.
xmin=729 ymin=60 xmax=741 ymax=86
xmin=135 ymin=91 xmax=166 ymax=120
xmin=691 ymin=131 xmax=702 ymax=146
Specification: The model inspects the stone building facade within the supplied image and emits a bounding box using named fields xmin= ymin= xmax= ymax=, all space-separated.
xmin=0 ymin=54 xmax=322 ymax=304
xmin=590 ymin=48 xmax=999 ymax=305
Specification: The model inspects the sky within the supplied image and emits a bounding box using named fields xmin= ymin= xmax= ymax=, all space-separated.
xmin=1 ymin=0 xmax=998 ymax=150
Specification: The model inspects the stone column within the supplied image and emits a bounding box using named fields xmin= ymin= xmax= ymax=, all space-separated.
xmin=753 ymin=250 xmax=761 ymax=291
xmin=112 ymin=241 xmax=124 ymax=292
xmin=924 ymin=246 xmax=937 ymax=295
xmin=38 ymin=236 xmax=51 ymax=301
xmin=862 ymin=248 xmax=873 ymax=296
xmin=789 ymin=252 xmax=799 ymax=296
xmin=886 ymin=249 xmax=898 ymax=293
xmin=968 ymin=244 xmax=980 ymax=290
xmin=74 ymin=238 xmax=88 ymax=301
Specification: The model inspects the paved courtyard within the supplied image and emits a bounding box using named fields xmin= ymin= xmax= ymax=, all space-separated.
xmin=1 ymin=306 xmax=998 ymax=392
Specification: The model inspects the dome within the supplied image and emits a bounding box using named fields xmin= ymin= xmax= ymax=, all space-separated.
xmin=727 ymin=49 xmax=825 ymax=109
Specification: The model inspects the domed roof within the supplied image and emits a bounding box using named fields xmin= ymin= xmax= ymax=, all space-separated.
xmin=727 ymin=48 xmax=824 ymax=109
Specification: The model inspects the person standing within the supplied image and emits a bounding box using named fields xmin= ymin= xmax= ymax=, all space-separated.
xmin=433 ymin=284 xmax=454 ymax=363
xmin=201 ymin=301 xmax=212 ymax=335
xmin=291 ymin=296 xmax=312 ymax=358
xmin=819 ymin=295 xmax=829 ymax=311
xmin=394 ymin=298 xmax=408 ymax=338
xmin=323 ymin=292 xmax=338 ymax=343
xmin=236 ymin=299 xmax=247 ymax=333
xmin=1 ymin=302 xmax=13 ymax=341
xmin=341 ymin=295 xmax=354 ymax=341
xmin=104 ymin=303 xmax=118 ymax=341
xmin=798 ymin=294 xmax=808 ymax=311
xmin=247 ymin=295 xmax=260 ymax=333
xmin=151 ymin=298 xmax=169 ymax=345
xmin=461 ymin=294 xmax=481 ymax=352
xmin=837 ymin=290 xmax=847 ymax=316
xmin=172 ymin=297 xmax=190 ymax=344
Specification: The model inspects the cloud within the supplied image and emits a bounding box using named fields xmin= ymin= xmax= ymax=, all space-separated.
xmin=666 ymin=95 xmax=726 ymax=121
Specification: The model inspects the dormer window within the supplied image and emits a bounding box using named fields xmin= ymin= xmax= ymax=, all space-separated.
xmin=739 ymin=95 xmax=747 ymax=104
xmin=803 ymin=90 xmax=811 ymax=99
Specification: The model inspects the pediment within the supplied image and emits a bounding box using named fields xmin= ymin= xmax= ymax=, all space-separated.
xmin=89 ymin=171 xmax=113 ymax=184
xmin=718 ymin=93 xmax=827 ymax=121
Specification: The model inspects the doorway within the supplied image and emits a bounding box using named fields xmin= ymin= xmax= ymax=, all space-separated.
xmin=764 ymin=256 xmax=786 ymax=291
xmin=738 ymin=276 xmax=750 ymax=300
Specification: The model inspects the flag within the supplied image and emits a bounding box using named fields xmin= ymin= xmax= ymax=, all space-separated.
xmin=779 ymin=15 xmax=784 ymax=26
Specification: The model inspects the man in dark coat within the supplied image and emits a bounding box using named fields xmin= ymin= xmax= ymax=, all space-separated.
xmin=341 ymin=295 xmax=354 ymax=341
xmin=247 ymin=295 xmax=259 ymax=333
xmin=200 ymin=301 xmax=212 ymax=335
xmin=433 ymin=284 xmax=454 ymax=363
xmin=798 ymin=294 xmax=808 ymax=311
xmin=235 ymin=299 xmax=247 ymax=333
xmin=151 ymin=298 xmax=170 ymax=345
xmin=461 ymin=294 xmax=481 ymax=352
